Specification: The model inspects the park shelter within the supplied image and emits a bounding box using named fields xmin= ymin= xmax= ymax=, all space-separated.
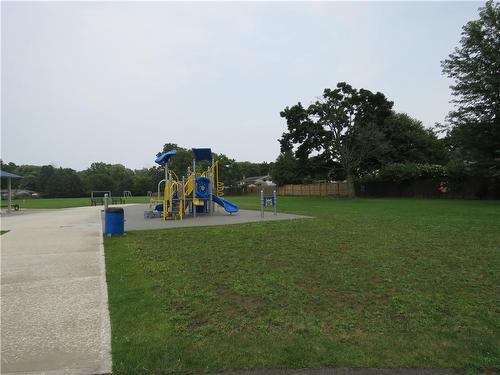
xmin=0 ymin=169 xmax=23 ymax=213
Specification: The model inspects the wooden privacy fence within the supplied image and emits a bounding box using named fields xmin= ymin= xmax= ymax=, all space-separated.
xmin=277 ymin=182 xmax=348 ymax=197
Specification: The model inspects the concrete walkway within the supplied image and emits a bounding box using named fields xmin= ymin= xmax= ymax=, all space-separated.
xmin=1 ymin=207 xmax=111 ymax=375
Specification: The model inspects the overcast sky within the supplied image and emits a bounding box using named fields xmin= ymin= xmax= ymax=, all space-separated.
xmin=2 ymin=1 xmax=482 ymax=171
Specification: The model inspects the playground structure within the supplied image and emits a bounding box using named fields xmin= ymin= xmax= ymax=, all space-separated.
xmin=149 ymin=148 xmax=239 ymax=220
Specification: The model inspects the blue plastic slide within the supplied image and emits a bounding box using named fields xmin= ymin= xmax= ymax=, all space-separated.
xmin=211 ymin=194 xmax=239 ymax=213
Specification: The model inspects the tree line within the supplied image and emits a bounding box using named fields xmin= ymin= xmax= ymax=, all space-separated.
xmin=274 ymin=1 xmax=499 ymax=196
xmin=0 ymin=144 xmax=271 ymax=198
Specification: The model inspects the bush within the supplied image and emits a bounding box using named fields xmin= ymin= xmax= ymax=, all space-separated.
xmin=445 ymin=159 xmax=474 ymax=180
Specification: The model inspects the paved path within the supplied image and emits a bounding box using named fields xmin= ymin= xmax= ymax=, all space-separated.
xmin=1 ymin=207 xmax=111 ymax=375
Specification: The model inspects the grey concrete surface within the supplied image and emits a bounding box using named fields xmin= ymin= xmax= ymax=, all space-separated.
xmin=120 ymin=204 xmax=311 ymax=231
xmin=0 ymin=208 xmax=58 ymax=220
xmin=1 ymin=207 xmax=111 ymax=375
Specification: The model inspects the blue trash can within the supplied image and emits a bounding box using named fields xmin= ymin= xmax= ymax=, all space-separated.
xmin=105 ymin=207 xmax=124 ymax=236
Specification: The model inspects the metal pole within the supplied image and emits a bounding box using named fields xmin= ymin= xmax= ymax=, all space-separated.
xmin=7 ymin=177 xmax=12 ymax=213
xmin=104 ymin=193 xmax=109 ymax=210
xmin=182 ymin=176 xmax=185 ymax=198
xmin=157 ymin=179 xmax=165 ymax=200
xmin=273 ymin=190 xmax=277 ymax=216
xmin=209 ymin=165 xmax=213 ymax=216
xmin=213 ymin=159 xmax=217 ymax=212
xmin=215 ymin=160 xmax=219 ymax=213
xmin=169 ymin=173 xmax=173 ymax=214
xmin=182 ymin=176 xmax=185 ymax=216
xmin=260 ymin=190 xmax=264 ymax=219
xmin=193 ymin=158 xmax=196 ymax=218
xmin=164 ymin=162 xmax=169 ymax=220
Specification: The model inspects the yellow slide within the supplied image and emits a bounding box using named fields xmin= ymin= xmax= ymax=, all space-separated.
xmin=185 ymin=175 xmax=203 ymax=206
xmin=184 ymin=175 xmax=194 ymax=197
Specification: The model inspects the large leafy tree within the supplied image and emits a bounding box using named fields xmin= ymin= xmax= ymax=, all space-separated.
xmin=280 ymin=82 xmax=394 ymax=197
xmin=79 ymin=162 xmax=135 ymax=196
xmin=79 ymin=163 xmax=114 ymax=193
xmin=212 ymin=153 xmax=239 ymax=186
xmin=271 ymin=150 xmax=303 ymax=186
xmin=441 ymin=0 xmax=500 ymax=173
xmin=379 ymin=112 xmax=448 ymax=165
xmin=131 ymin=167 xmax=161 ymax=196
xmin=45 ymin=168 xmax=84 ymax=198
xmin=271 ymin=152 xmax=336 ymax=185
xmin=357 ymin=112 xmax=448 ymax=176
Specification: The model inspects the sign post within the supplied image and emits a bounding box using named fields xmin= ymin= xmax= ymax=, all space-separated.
xmin=260 ymin=190 xmax=277 ymax=218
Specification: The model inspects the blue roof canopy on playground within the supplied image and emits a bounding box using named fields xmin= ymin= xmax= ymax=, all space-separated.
xmin=192 ymin=148 xmax=212 ymax=162
xmin=155 ymin=150 xmax=177 ymax=165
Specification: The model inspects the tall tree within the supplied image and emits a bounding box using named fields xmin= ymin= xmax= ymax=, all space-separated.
xmin=212 ymin=153 xmax=239 ymax=186
xmin=38 ymin=165 xmax=55 ymax=194
xmin=271 ymin=151 xmax=302 ymax=186
xmin=16 ymin=165 xmax=42 ymax=191
xmin=109 ymin=164 xmax=134 ymax=195
xmin=379 ymin=112 xmax=448 ymax=166
xmin=79 ymin=163 xmax=115 ymax=194
xmin=45 ymin=168 xmax=84 ymax=198
xmin=131 ymin=168 xmax=159 ymax=196
xmin=280 ymin=82 xmax=393 ymax=197
xmin=441 ymin=0 xmax=500 ymax=173
xmin=234 ymin=161 xmax=262 ymax=180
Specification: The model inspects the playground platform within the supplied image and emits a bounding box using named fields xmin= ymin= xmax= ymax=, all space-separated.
xmin=121 ymin=204 xmax=310 ymax=231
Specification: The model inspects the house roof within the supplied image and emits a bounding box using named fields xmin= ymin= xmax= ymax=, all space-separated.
xmin=0 ymin=169 xmax=23 ymax=179
xmin=240 ymin=175 xmax=272 ymax=184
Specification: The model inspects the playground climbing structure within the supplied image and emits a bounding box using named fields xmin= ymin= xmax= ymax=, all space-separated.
xmin=150 ymin=148 xmax=239 ymax=221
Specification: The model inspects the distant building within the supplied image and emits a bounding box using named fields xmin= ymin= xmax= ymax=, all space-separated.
xmin=238 ymin=175 xmax=276 ymax=192
xmin=238 ymin=175 xmax=275 ymax=187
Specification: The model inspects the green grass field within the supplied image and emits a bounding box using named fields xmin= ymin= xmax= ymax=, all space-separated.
xmin=9 ymin=196 xmax=149 ymax=209
xmin=104 ymin=197 xmax=499 ymax=374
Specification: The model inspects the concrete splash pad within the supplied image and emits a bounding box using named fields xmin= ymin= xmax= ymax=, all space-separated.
xmin=121 ymin=204 xmax=311 ymax=231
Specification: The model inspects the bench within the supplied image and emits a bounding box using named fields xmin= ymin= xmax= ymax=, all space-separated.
xmin=91 ymin=197 xmax=127 ymax=206
xmin=112 ymin=197 xmax=126 ymax=205
xmin=90 ymin=198 xmax=104 ymax=206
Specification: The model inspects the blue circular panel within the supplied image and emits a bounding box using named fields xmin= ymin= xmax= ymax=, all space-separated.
xmin=196 ymin=177 xmax=210 ymax=198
